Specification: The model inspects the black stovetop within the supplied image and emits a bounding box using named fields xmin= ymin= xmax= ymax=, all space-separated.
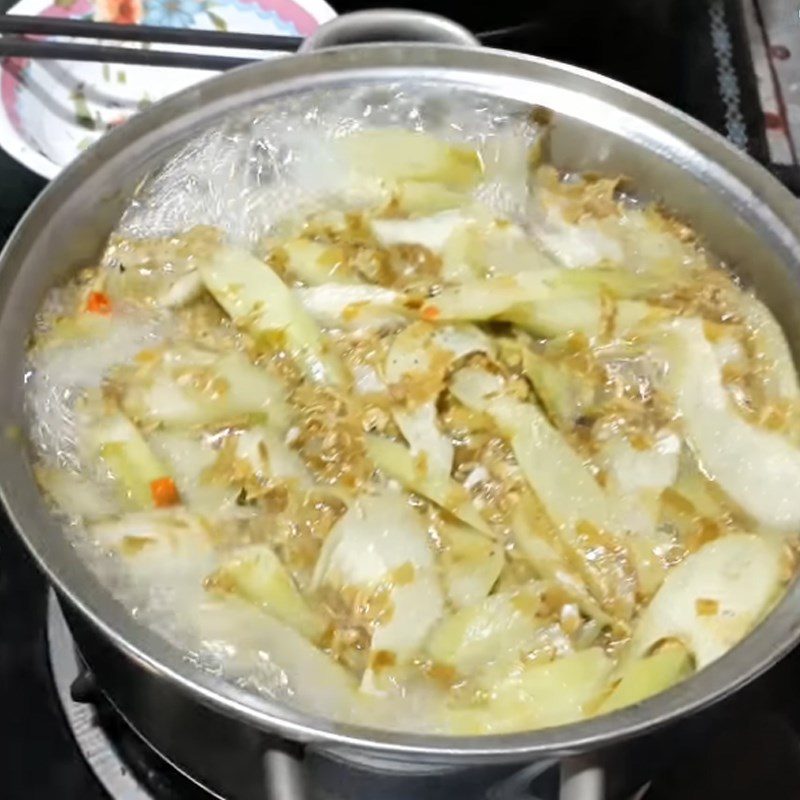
xmin=3 ymin=1 xmax=800 ymax=798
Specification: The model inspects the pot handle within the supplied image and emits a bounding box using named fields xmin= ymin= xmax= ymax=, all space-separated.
xmin=559 ymin=756 xmax=605 ymax=800
xmin=299 ymin=9 xmax=479 ymax=52
xmin=263 ymin=747 xmax=308 ymax=800
xmin=487 ymin=755 xmax=605 ymax=800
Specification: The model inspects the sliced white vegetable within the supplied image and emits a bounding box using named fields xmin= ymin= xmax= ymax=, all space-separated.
xmin=660 ymin=317 xmax=800 ymax=529
xmin=340 ymin=130 xmax=483 ymax=189
xmin=384 ymin=323 xmax=492 ymax=386
xmin=481 ymin=223 xmax=558 ymax=276
xmin=385 ymin=323 xmax=491 ymax=477
xmin=371 ymin=211 xmax=468 ymax=252
xmin=625 ymin=534 xmax=783 ymax=668
xmin=426 ymin=588 xmax=543 ymax=675
xmin=385 ymin=323 xmax=492 ymax=475
xmin=295 ymin=284 xmax=404 ymax=331
xmin=365 ymin=435 xmax=491 ymax=534
xmin=124 ymin=350 xmax=291 ymax=431
xmin=159 ymin=270 xmax=204 ymax=308
xmin=90 ymin=509 xmax=212 ymax=573
xmin=600 ymin=430 xmax=680 ymax=496
xmin=529 ymin=193 xmax=624 ymax=268
xmin=313 ymin=492 xmax=444 ymax=668
xmin=439 ymin=523 xmax=505 ymax=609
xmin=207 ymin=544 xmax=326 ymax=641
xmin=236 ymin=427 xmax=310 ymax=484
xmin=393 ymin=402 xmax=454 ymax=478
xmin=198 ymin=244 xmax=346 ymax=385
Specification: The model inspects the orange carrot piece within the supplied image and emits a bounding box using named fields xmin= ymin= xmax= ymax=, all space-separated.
xmin=421 ymin=305 xmax=440 ymax=321
xmin=86 ymin=291 xmax=112 ymax=315
xmin=150 ymin=476 xmax=180 ymax=508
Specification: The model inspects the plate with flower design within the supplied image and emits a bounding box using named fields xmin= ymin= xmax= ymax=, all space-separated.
xmin=0 ymin=0 xmax=335 ymax=178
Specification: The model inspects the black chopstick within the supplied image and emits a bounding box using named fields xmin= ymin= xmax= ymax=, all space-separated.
xmin=0 ymin=14 xmax=302 ymax=51
xmin=0 ymin=38 xmax=256 ymax=70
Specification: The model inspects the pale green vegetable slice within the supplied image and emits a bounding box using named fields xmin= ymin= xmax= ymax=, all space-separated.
xmin=124 ymin=350 xmax=290 ymax=431
xmin=192 ymin=597 xmax=358 ymax=720
xmin=740 ymin=293 xmax=800 ymax=401
xmin=447 ymin=648 xmax=613 ymax=734
xmin=313 ymin=491 xmax=444 ymax=669
xmin=426 ymin=588 xmax=543 ymax=675
xmin=510 ymin=493 xmax=612 ymax=625
xmin=660 ymin=317 xmax=800 ymax=529
xmin=365 ymin=435 xmax=491 ymax=535
xmin=395 ymin=181 xmax=467 ymax=215
xmin=594 ymin=643 xmax=693 ymax=714
xmin=422 ymin=273 xmax=555 ymax=322
xmin=207 ymin=544 xmax=326 ymax=642
xmin=439 ymin=523 xmax=505 ymax=609
xmin=624 ymin=534 xmax=784 ymax=668
xmin=522 ymin=348 xmax=596 ymax=429
xmin=340 ymin=130 xmax=483 ymax=189
xmin=450 ymin=366 xmax=636 ymax=618
xmin=504 ymin=297 xmax=653 ymax=338
xmin=280 ymin=239 xmax=355 ymax=286
xmin=450 ymin=367 xmax=611 ymax=526
xmin=88 ymin=412 xmax=174 ymax=509
xmin=198 ymin=244 xmax=346 ymax=385
xmin=422 ymin=267 xmax=660 ymax=325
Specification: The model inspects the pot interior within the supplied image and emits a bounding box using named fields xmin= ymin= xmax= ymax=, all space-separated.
xmin=3 ymin=44 xmax=800 ymax=760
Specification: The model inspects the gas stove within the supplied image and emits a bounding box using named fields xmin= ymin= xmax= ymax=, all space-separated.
xmin=4 ymin=1 xmax=800 ymax=798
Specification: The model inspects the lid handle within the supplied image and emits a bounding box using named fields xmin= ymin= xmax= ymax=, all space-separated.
xmin=299 ymin=9 xmax=479 ymax=52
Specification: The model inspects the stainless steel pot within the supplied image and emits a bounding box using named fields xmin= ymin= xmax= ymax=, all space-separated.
xmin=3 ymin=9 xmax=800 ymax=800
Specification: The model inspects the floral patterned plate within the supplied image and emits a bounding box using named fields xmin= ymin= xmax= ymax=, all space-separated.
xmin=0 ymin=0 xmax=335 ymax=178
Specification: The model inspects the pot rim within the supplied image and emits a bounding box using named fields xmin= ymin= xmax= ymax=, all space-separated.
xmin=4 ymin=41 xmax=800 ymax=761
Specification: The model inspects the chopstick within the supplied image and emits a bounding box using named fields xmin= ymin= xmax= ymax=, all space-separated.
xmin=0 ymin=38 xmax=256 ymax=70
xmin=0 ymin=14 xmax=302 ymax=51
xmin=0 ymin=15 xmax=545 ymax=71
